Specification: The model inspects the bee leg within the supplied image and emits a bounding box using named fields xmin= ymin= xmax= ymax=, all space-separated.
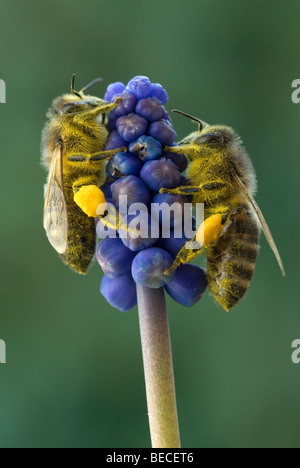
xmin=165 ymin=237 xmax=204 ymax=275
xmin=198 ymin=181 xmax=229 ymax=203
xmin=165 ymin=212 xmax=230 ymax=275
xmin=164 ymin=144 xmax=200 ymax=158
xmin=74 ymin=97 xmax=122 ymax=123
xmin=160 ymin=186 xmax=202 ymax=196
xmin=89 ymin=147 xmax=127 ymax=161
xmin=99 ymin=208 xmax=138 ymax=236
xmin=99 ymin=206 xmax=122 ymax=230
xmin=95 ymin=96 xmax=122 ymax=114
xmin=72 ymin=175 xmax=100 ymax=194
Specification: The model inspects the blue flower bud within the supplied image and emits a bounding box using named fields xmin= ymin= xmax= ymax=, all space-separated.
xmin=107 ymin=152 xmax=142 ymax=178
xmin=179 ymin=175 xmax=189 ymax=186
xmin=96 ymin=237 xmax=136 ymax=279
xmin=110 ymin=92 xmax=137 ymax=118
xmin=116 ymin=113 xmax=148 ymax=142
xmin=135 ymin=97 xmax=164 ymax=122
xmin=129 ymin=136 xmax=162 ymax=162
xmin=148 ymin=119 xmax=177 ymax=145
xmin=127 ymin=75 xmax=152 ymax=99
xmin=164 ymin=150 xmax=188 ymax=173
xmin=156 ymin=225 xmax=195 ymax=257
xmin=149 ymin=83 xmax=168 ymax=104
xmin=165 ymin=265 xmax=207 ymax=307
xmin=100 ymin=181 xmax=113 ymax=199
xmin=111 ymin=175 xmax=151 ymax=213
xmin=162 ymin=108 xmax=172 ymax=122
xmin=140 ymin=158 xmax=181 ymax=192
xmin=106 ymin=161 xmax=118 ymax=179
xmin=101 ymin=273 xmax=137 ymax=312
xmin=151 ymin=192 xmax=188 ymax=229
xmin=104 ymin=82 xmax=126 ymax=101
xmin=131 ymin=248 xmax=175 ymax=288
xmin=119 ymin=213 xmax=159 ymax=252
xmin=106 ymin=112 xmax=118 ymax=131
xmin=104 ymin=130 xmax=127 ymax=151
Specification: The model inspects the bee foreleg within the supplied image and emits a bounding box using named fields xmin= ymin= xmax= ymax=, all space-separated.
xmin=74 ymin=97 xmax=122 ymax=123
xmin=160 ymin=186 xmax=202 ymax=196
xmin=89 ymin=147 xmax=127 ymax=161
xmin=164 ymin=144 xmax=200 ymax=158
xmin=200 ymin=182 xmax=227 ymax=191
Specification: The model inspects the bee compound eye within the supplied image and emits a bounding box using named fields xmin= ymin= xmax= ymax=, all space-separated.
xmin=59 ymin=102 xmax=83 ymax=114
xmin=197 ymin=133 xmax=224 ymax=145
xmin=80 ymin=99 xmax=100 ymax=107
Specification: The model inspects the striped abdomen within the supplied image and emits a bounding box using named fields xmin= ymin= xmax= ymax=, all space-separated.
xmin=60 ymin=182 xmax=96 ymax=275
xmin=206 ymin=206 xmax=260 ymax=311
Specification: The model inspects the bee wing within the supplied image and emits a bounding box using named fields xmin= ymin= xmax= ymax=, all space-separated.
xmin=232 ymin=172 xmax=285 ymax=276
xmin=43 ymin=144 xmax=68 ymax=254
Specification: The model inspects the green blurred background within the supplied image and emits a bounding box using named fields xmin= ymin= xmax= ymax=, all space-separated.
xmin=0 ymin=0 xmax=299 ymax=448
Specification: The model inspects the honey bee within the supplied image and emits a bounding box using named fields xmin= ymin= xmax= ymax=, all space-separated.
xmin=161 ymin=110 xmax=285 ymax=311
xmin=42 ymin=75 xmax=125 ymax=274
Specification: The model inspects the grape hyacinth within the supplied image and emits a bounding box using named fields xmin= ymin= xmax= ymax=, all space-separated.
xmin=96 ymin=76 xmax=207 ymax=312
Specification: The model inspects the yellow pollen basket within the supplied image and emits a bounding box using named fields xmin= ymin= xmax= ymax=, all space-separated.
xmin=196 ymin=214 xmax=223 ymax=247
xmin=74 ymin=185 xmax=107 ymax=217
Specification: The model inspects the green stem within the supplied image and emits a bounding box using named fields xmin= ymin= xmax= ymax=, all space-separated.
xmin=137 ymin=285 xmax=181 ymax=448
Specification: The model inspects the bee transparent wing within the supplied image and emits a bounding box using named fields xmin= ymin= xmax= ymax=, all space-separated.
xmin=43 ymin=144 xmax=68 ymax=254
xmin=232 ymin=172 xmax=285 ymax=276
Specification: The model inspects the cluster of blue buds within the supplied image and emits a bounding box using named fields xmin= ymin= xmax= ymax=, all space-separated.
xmin=96 ymin=76 xmax=207 ymax=312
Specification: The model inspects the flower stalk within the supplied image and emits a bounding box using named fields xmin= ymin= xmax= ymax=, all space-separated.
xmin=137 ymin=285 xmax=181 ymax=448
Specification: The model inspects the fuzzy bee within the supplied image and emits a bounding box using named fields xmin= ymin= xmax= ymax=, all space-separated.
xmin=42 ymin=75 xmax=125 ymax=274
xmin=161 ymin=110 xmax=285 ymax=311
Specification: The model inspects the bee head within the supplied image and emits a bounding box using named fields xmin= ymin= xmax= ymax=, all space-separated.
xmin=190 ymin=125 xmax=237 ymax=148
xmin=171 ymin=109 xmax=237 ymax=156
xmin=48 ymin=74 xmax=104 ymax=117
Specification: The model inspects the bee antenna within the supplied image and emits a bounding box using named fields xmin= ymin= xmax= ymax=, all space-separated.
xmin=71 ymin=74 xmax=82 ymax=98
xmin=80 ymin=77 xmax=103 ymax=94
xmin=172 ymin=109 xmax=204 ymax=131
